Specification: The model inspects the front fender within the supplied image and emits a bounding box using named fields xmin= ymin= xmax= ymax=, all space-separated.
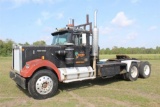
xmin=20 ymin=59 xmax=61 ymax=81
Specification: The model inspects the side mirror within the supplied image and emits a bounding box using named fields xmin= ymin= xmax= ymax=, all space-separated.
xmin=82 ymin=33 xmax=86 ymax=46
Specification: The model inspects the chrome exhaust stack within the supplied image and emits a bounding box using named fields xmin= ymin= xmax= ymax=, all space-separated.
xmin=92 ymin=10 xmax=99 ymax=77
xmin=92 ymin=10 xmax=99 ymax=57
xmin=67 ymin=18 xmax=74 ymax=27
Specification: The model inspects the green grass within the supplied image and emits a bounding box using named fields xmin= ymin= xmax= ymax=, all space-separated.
xmin=0 ymin=56 xmax=160 ymax=107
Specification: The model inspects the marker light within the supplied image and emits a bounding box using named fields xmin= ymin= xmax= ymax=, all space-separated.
xmin=41 ymin=56 xmax=45 ymax=60
xmin=25 ymin=64 xmax=30 ymax=69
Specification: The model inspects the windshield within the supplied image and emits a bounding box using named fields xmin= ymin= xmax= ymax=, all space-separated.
xmin=52 ymin=32 xmax=71 ymax=45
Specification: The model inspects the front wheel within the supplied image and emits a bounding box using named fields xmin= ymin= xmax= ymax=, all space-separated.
xmin=28 ymin=69 xmax=58 ymax=99
xmin=125 ymin=63 xmax=139 ymax=81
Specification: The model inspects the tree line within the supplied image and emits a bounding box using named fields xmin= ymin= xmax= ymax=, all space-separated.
xmin=100 ymin=46 xmax=160 ymax=54
xmin=0 ymin=39 xmax=46 ymax=56
xmin=0 ymin=39 xmax=160 ymax=56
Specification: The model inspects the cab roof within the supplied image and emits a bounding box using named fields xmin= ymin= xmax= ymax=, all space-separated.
xmin=51 ymin=27 xmax=91 ymax=36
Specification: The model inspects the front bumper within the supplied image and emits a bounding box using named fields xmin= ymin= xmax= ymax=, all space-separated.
xmin=10 ymin=71 xmax=27 ymax=89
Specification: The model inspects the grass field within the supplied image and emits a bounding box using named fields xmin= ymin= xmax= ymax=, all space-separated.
xmin=0 ymin=55 xmax=160 ymax=107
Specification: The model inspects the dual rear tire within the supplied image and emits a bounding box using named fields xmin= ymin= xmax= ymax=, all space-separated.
xmin=125 ymin=61 xmax=151 ymax=81
xmin=139 ymin=61 xmax=151 ymax=78
xmin=125 ymin=63 xmax=139 ymax=81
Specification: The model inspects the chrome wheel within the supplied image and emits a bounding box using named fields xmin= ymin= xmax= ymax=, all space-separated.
xmin=125 ymin=63 xmax=139 ymax=81
xmin=144 ymin=65 xmax=150 ymax=76
xmin=131 ymin=66 xmax=138 ymax=78
xmin=139 ymin=61 xmax=151 ymax=78
xmin=36 ymin=76 xmax=53 ymax=95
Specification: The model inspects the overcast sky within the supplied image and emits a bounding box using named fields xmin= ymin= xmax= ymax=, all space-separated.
xmin=0 ymin=0 xmax=159 ymax=49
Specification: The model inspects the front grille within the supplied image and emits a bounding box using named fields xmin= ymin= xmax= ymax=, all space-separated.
xmin=12 ymin=45 xmax=22 ymax=74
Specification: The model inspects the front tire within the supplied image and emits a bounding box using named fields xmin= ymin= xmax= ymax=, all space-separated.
xmin=125 ymin=63 xmax=139 ymax=81
xmin=28 ymin=69 xmax=58 ymax=99
xmin=139 ymin=61 xmax=151 ymax=78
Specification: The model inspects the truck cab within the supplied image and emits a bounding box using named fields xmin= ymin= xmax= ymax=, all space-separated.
xmin=51 ymin=29 xmax=92 ymax=67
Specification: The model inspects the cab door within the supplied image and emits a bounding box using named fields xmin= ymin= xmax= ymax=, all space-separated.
xmin=73 ymin=33 xmax=90 ymax=67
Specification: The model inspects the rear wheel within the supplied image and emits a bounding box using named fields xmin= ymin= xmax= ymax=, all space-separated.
xmin=125 ymin=63 xmax=139 ymax=81
xmin=139 ymin=61 xmax=151 ymax=78
xmin=28 ymin=69 xmax=58 ymax=99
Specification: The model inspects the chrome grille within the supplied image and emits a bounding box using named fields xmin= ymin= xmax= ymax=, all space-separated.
xmin=12 ymin=45 xmax=22 ymax=74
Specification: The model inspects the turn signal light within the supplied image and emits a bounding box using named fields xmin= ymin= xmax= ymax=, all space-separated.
xmin=25 ymin=64 xmax=30 ymax=69
xmin=41 ymin=56 xmax=45 ymax=60
xmin=22 ymin=48 xmax=25 ymax=51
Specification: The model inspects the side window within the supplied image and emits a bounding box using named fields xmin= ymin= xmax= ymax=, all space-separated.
xmin=74 ymin=33 xmax=86 ymax=46
xmin=75 ymin=34 xmax=82 ymax=46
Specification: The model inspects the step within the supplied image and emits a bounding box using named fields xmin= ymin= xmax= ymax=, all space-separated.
xmin=63 ymin=76 xmax=96 ymax=83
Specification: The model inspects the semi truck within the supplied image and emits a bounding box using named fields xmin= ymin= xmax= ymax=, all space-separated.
xmin=10 ymin=11 xmax=151 ymax=99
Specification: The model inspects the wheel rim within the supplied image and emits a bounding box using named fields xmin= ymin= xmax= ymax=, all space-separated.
xmin=131 ymin=66 xmax=138 ymax=78
xmin=144 ymin=65 xmax=150 ymax=75
xmin=36 ymin=76 xmax=53 ymax=95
